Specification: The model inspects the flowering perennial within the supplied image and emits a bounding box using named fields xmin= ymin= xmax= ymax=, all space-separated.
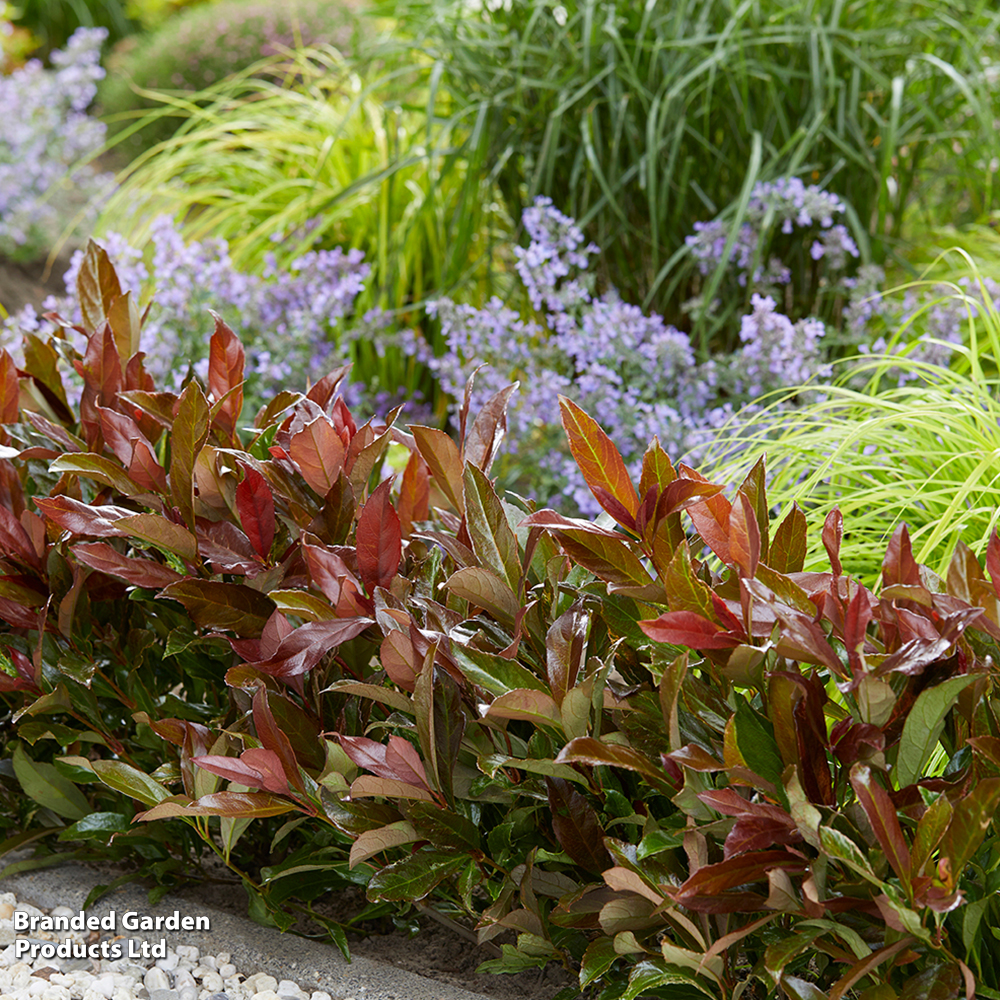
xmin=1 ymin=27 xmax=114 ymax=259
xmin=2 ymin=216 xmax=371 ymax=413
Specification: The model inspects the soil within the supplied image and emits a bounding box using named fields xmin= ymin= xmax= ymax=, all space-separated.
xmin=0 ymin=251 xmax=77 ymax=318
xmin=77 ymin=858 xmax=579 ymax=1000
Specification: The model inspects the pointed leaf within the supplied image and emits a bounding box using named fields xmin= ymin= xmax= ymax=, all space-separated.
xmin=452 ymin=644 xmax=547 ymax=696
xmin=465 ymin=384 xmax=517 ymax=473
xmin=118 ymin=513 xmax=198 ymax=561
xmin=546 ymin=777 xmax=609 ymax=874
xmin=128 ymin=440 xmax=168 ymax=493
xmin=411 ymin=425 xmax=464 ymax=514
xmin=170 ymin=380 xmax=210 ymax=529
xmin=49 ymin=453 xmax=143 ymax=497
xmin=553 ymin=528 xmax=653 ymax=589
xmin=406 ymin=801 xmax=481 ymax=851
xmin=252 ymin=687 xmax=303 ymax=793
xmin=939 ymin=777 xmax=1000 ymax=876
xmin=289 ymin=416 xmax=346 ymax=495
xmin=770 ymin=505 xmax=807 ymax=574
xmin=349 ymin=821 xmax=420 ymax=867
xmin=137 ymin=791 xmax=295 ymax=820
xmin=367 ymin=849 xmax=470 ymax=902
xmin=106 ymin=290 xmax=141 ymax=362
xmin=446 ymin=566 xmax=519 ymax=623
xmin=76 ymin=240 xmax=122 ymax=333
xmin=557 ymin=737 xmax=676 ymax=794
xmin=0 ymin=350 xmax=20 ymax=424
xmin=486 ymin=689 xmax=562 ymax=727
xmin=546 ymin=606 xmax=591 ymax=708
xmin=398 ymin=451 xmax=429 ymax=537
xmin=558 ymin=396 xmax=638 ymax=526
xmin=823 ymin=509 xmax=844 ymax=576
xmin=911 ymin=793 xmax=953 ymax=877
xmin=895 ymin=674 xmax=979 ymax=789
xmin=159 ymin=580 xmax=276 ymax=637
xmin=91 ymin=759 xmax=171 ymax=807
xmin=686 ymin=491 xmax=733 ymax=564
xmin=464 ymin=463 xmax=521 ymax=591
xmin=850 ymin=764 xmax=911 ymax=883
xmin=248 ymin=617 xmax=373 ymax=678
xmin=729 ymin=492 xmax=761 ymax=577
xmin=72 ymin=542 xmax=183 ymax=589
xmin=34 ymin=496 xmax=137 ymax=537
xmin=12 ymin=743 xmax=90 ymax=819
xmin=430 ymin=669 xmax=465 ymax=807
xmin=357 ymin=478 xmax=401 ymax=593
xmin=349 ymin=775 xmax=436 ymax=803
xmin=640 ymin=611 xmax=740 ymax=649
xmin=676 ymin=851 xmax=807 ymax=902
xmin=208 ymin=313 xmax=245 ymax=436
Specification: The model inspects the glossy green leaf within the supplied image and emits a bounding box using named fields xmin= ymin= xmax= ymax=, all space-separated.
xmin=733 ymin=697 xmax=784 ymax=788
xmin=819 ymin=826 xmax=877 ymax=881
xmin=367 ymin=849 xmax=470 ymax=902
xmin=895 ymin=674 xmax=978 ymax=789
xmin=59 ymin=812 xmax=130 ymax=841
xmin=580 ymin=936 xmax=618 ymax=988
xmin=12 ymin=743 xmax=90 ymax=820
xmin=91 ymin=760 xmax=171 ymax=807
xmin=464 ymin=463 xmax=521 ymax=591
xmin=620 ymin=960 xmax=717 ymax=1000
xmin=406 ymin=801 xmax=481 ymax=851
xmin=478 ymin=752 xmax=588 ymax=786
xmin=452 ymin=644 xmax=547 ymax=695
xmin=430 ymin=668 xmax=465 ymax=808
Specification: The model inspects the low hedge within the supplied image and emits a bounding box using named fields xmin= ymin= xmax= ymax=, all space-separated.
xmin=2 ymin=244 xmax=1000 ymax=999
xmin=98 ymin=0 xmax=364 ymax=157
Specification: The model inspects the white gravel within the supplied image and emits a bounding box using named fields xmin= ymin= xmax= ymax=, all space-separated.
xmin=0 ymin=893 xmax=347 ymax=1000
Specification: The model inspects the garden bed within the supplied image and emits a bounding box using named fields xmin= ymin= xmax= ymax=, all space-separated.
xmin=1 ymin=856 xmax=576 ymax=1000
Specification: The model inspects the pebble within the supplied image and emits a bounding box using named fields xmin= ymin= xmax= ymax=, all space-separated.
xmin=200 ymin=972 xmax=224 ymax=993
xmin=143 ymin=969 xmax=171 ymax=993
xmin=0 ymin=891 xmax=333 ymax=1000
xmin=154 ymin=952 xmax=179 ymax=973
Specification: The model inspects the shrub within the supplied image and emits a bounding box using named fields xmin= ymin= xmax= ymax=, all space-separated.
xmin=380 ymin=0 xmax=1000 ymax=331
xmin=97 ymin=0 xmax=365 ymax=157
xmin=3 ymin=245 xmax=1000 ymax=998
xmin=0 ymin=27 xmax=114 ymax=261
